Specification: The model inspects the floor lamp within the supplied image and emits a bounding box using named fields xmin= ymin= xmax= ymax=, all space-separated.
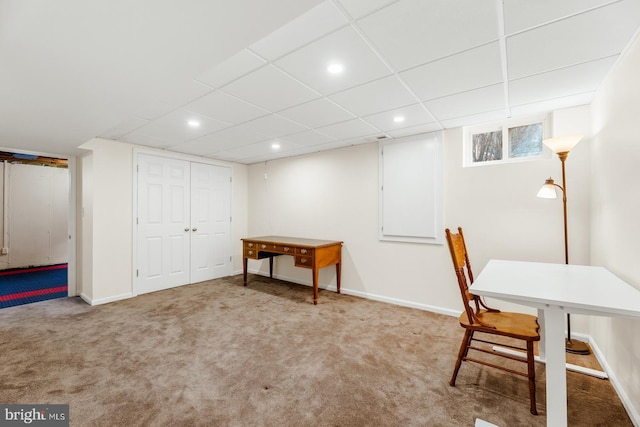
xmin=536 ymin=133 xmax=590 ymax=355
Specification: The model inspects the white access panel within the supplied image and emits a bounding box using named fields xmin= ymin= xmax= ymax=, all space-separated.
xmin=379 ymin=132 xmax=443 ymax=244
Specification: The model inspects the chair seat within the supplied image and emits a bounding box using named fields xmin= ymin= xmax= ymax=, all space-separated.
xmin=458 ymin=310 xmax=540 ymax=340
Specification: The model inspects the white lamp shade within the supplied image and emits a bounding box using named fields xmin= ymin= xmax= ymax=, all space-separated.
xmin=542 ymin=133 xmax=584 ymax=153
xmin=537 ymin=183 xmax=558 ymax=198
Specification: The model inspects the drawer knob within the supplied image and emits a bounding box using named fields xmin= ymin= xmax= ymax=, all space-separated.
xmin=301 ymin=249 xmax=307 ymax=254
xmin=261 ymin=244 xmax=267 ymax=249
xmin=284 ymin=247 xmax=290 ymax=252
xmin=248 ymin=243 xmax=253 ymax=247
xmin=301 ymin=257 xmax=308 ymax=264
xmin=248 ymin=250 xmax=254 ymax=255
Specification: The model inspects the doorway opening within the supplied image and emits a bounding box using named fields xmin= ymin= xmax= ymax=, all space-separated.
xmin=0 ymin=151 xmax=69 ymax=309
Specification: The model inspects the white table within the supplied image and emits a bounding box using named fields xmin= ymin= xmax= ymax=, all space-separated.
xmin=469 ymin=259 xmax=640 ymax=427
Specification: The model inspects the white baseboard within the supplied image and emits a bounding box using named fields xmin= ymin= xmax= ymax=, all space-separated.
xmin=587 ymin=335 xmax=640 ymax=427
xmin=80 ymin=292 xmax=132 ymax=306
xmin=341 ymin=287 xmax=461 ymax=317
xmin=241 ymin=269 xmax=461 ymax=317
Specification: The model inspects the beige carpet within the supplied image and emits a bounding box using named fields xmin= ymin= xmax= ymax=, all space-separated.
xmin=0 ymin=274 xmax=632 ymax=426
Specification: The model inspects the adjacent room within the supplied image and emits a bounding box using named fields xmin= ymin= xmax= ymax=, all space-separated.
xmin=1 ymin=1 xmax=639 ymax=426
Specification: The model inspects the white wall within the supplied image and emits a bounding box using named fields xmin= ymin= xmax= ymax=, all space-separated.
xmin=246 ymin=111 xmax=591 ymax=315
xmin=78 ymin=138 xmax=248 ymax=304
xmin=590 ymin=32 xmax=640 ymax=421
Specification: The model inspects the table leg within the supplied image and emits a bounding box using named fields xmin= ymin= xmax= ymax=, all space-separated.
xmin=243 ymin=257 xmax=248 ymax=286
xmin=312 ymin=267 xmax=319 ymax=305
xmin=269 ymin=256 xmax=274 ymax=278
xmin=544 ymin=308 xmax=567 ymax=427
xmin=336 ymin=263 xmax=341 ymax=294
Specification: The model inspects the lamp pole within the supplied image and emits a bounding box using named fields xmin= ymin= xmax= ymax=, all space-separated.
xmin=558 ymin=152 xmax=569 ymax=265
xmin=552 ymin=152 xmax=590 ymax=355
xmin=538 ymin=133 xmax=589 ymax=355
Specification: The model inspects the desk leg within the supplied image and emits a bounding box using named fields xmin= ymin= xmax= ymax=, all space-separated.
xmin=312 ymin=268 xmax=319 ymax=305
xmin=269 ymin=256 xmax=274 ymax=278
xmin=336 ymin=262 xmax=341 ymax=294
xmin=243 ymin=257 xmax=248 ymax=286
xmin=545 ymin=308 xmax=567 ymax=427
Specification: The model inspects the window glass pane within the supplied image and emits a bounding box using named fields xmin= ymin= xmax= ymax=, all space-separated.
xmin=472 ymin=131 xmax=502 ymax=162
xmin=509 ymin=123 xmax=542 ymax=158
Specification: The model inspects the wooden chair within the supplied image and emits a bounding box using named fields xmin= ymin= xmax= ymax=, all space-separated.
xmin=445 ymin=227 xmax=540 ymax=415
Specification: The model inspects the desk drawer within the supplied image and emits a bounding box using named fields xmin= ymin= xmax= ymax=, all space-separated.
xmin=295 ymin=247 xmax=314 ymax=267
xmin=254 ymin=243 xmax=294 ymax=255
xmin=275 ymin=244 xmax=294 ymax=254
xmin=296 ymin=247 xmax=314 ymax=256
xmin=295 ymin=255 xmax=314 ymax=268
xmin=244 ymin=248 xmax=258 ymax=259
xmin=257 ymin=242 xmax=274 ymax=251
xmin=243 ymin=242 xmax=259 ymax=259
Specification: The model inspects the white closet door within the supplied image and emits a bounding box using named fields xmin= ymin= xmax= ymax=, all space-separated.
xmin=137 ymin=155 xmax=191 ymax=294
xmin=190 ymin=162 xmax=231 ymax=283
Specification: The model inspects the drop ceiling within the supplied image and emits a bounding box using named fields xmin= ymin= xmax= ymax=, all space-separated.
xmin=2 ymin=0 xmax=639 ymax=164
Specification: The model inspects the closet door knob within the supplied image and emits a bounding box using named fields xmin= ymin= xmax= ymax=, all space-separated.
xmin=192 ymin=228 xmax=198 ymax=232
xmin=184 ymin=227 xmax=189 ymax=232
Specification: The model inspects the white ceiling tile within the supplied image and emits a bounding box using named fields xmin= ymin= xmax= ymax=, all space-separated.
xmin=510 ymin=92 xmax=594 ymax=118
xmin=99 ymin=116 xmax=148 ymax=139
xmin=507 ymin=1 xmax=640 ymax=79
xmin=222 ymin=65 xmax=320 ymax=111
xmin=425 ymin=84 xmax=505 ymax=121
xmin=137 ymin=80 xmax=213 ymax=120
xmin=205 ymin=125 xmax=267 ymax=147
xmin=213 ymin=138 xmax=302 ymax=160
xmin=503 ymin=0 xmax=616 ymax=34
xmin=166 ymin=138 xmax=219 ymax=157
xmin=329 ymin=75 xmax=417 ymax=116
xmin=386 ymin=122 xmax=443 ymax=138
xmin=195 ymin=50 xmax=266 ymax=88
xmin=358 ymin=0 xmax=500 ymax=71
xmin=280 ymin=130 xmax=336 ymax=146
xmin=236 ymin=114 xmax=308 ymax=138
xmin=275 ymin=26 xmax=392 ymax=95
xmin=250 ymin=1 xmax=348 ymax=61
xmin=183 ymin=90 xmax=269 ymax=125
xmin=119 ymin=132 xmax=172 ymax=149
xmin=278 ymin=98 xmax=355 ymax=128
xmin=169 ymin=125 xmax=266 ymax=156
xmin=326 ymin=134 xmax=380 ymax=148
xmin=510 ymin=56 xmax=617 ymax=107
xmin=336 ymin=0 xmax=398 ymax=19
xmin=401 ymin=42 xmax=503 ymax=101
xmin=362 ymin=103 xmax=434 ymax=131
xmin=317 ymin=118 xmax=381 ymax=140
xmin=126 ymin=109 xmax=230 ymax=144
xmin=439 ymin=109 xmax=508 ymax=129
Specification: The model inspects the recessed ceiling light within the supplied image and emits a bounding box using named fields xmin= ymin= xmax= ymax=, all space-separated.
xmin=271 ymin=142 xmax=281 ymax=150
xmin=327 ymin=63 xmax=344 ymax=75
xmin=187 ymin=120 xmax=200 ymax=128
xmin=393 ymin=116 xmax=405 ymax=123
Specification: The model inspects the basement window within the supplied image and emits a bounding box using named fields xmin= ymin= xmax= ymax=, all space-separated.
xmin=463 ymin=114 xmax=551 ymax=167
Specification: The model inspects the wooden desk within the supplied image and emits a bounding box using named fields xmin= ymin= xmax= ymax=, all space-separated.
xmin=470 ymin=260 xmax=640 ymax=427
xmin=242 ymin=236 xmax=343 ymax=305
